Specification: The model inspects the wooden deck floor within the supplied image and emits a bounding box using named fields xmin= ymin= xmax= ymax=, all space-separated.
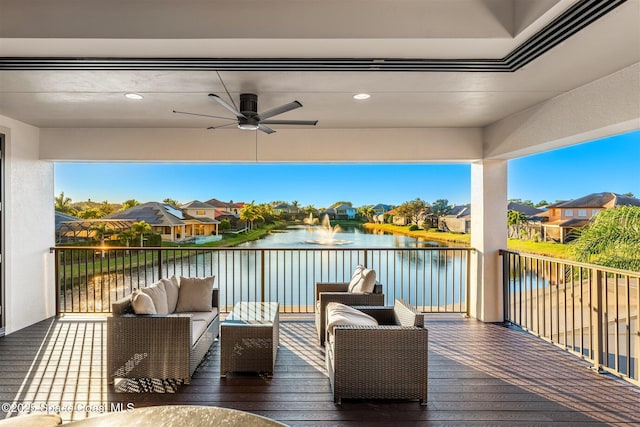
xmin=1 ymin=314 xmax=638 ymax=426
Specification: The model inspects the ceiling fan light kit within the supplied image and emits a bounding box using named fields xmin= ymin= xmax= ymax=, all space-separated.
xmin=174 ymin=92 xmax=318 ymax=134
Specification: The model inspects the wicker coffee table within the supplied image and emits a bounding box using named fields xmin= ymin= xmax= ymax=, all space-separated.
xmin=220 ymin=301 xmax=280 ymax=377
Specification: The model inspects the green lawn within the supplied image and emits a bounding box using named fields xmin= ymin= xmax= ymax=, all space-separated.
xmin=362 ymin=223 xmax=572 ymax=259
xmin=362 ymin=223 xmax=471 ymax=245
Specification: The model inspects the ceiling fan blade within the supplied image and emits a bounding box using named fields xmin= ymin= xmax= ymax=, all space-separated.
xmin=209 ymin=93 xmax=246 ymax=118
xmin=257 ymin=101 xmax=302 ymax=121
xmin=258 ymin=124 xmax=276 ymax=134
xmin=207 ymin=123 xmax=238 ymax=130
xmin=173 ymin=110 xmax=235 ymax=121
xmin=260 ymin=119 xmax=318 ymax=126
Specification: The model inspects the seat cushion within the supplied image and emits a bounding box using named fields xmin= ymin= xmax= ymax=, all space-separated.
xmin=347 ymin=265 xmax=376 ymax=293
xmin=183 ymin=309 xmax=218 ymax=325
xmin=325 ymin=302 xmax=378 ymax=335
xmin=175 ymin=276 xmax=215 ymax=312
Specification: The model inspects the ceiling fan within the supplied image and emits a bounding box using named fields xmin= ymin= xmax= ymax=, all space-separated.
xmin=173 ymin=93 xmax=318 ymax=134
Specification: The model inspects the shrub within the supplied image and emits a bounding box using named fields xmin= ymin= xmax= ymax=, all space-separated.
xmin=408 ymin=224 xmax=420 ymax=231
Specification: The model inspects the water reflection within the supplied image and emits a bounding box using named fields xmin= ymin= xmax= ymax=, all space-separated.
xmin=239 ymin=224 xmax=444 ymax=249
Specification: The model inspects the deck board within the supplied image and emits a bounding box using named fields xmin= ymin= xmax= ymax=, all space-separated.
xmin=0 ymin=314 xmax=638 ymax=426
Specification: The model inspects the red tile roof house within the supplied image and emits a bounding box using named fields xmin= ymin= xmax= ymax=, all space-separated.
xmin=539 ymin=192 xmax=640 ymax=242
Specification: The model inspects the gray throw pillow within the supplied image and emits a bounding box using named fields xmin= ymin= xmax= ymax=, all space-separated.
xmin=159 ymin=276 xmax=180 ymax=313
xmin=141 ymin=283 xmax=169 ymax=314
xmin=175 ymin=276 xmax=215 ymax=312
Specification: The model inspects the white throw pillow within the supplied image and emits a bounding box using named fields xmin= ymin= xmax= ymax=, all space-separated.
xmin=347 ymin=265 xmax=365 ymax=292
xmin=348 ymin=265 xmax=376 ymax=293
xmin=140 ymin=283 xmax=169 ymax=314
xmin=175 ymin=276 xmax=215 ymax=312
xmin=159 ymin=276 xmax=180 ymax=313
xmin=325 ymin=302 xmax=378 ymax=334
xmin=131 ymin=289 xmax=157 ymax=315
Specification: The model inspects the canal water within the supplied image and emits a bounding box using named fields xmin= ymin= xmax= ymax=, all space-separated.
xmin=60 ymin=224 xmax=469 ymax=313
xmin=237 ymin=224 xmax=446 ymax=248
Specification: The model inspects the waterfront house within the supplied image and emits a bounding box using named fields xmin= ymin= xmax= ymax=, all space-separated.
xmin=204 ymin=198 xmax=243 ymax=217
xmin=273 ymin=203 xmax=302 ymax=216
xmin=334 ymin=203 xmax=357 ymax=220
xmin=372 ymin=204 xmax=393 ymax=223
xmin=539 ymin=192 xmax=640 ymax=242
xmin=180 ymin=200 xmax=217 ymax=219
xmin=439 ymin=204 xmax=472 ymax=233
xmin=107 ymin=201 xmax=220 ymax=242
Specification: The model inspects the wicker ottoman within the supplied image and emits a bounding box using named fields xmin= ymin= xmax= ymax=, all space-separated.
xmin=220 ymin=302 xmax=280 ymax=377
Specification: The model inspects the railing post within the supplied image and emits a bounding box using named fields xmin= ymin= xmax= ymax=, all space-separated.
xmin=500 ymin=251 xmax=509 ymax=323
xmin=465 ymin=249 xmax=472 ymax=317
xmin=591 ymin=268 xmax=604 ymax=373
xmin=53 ymin=248 xmax=60 ymax=316
xmin=635 ymin=275 xmax=640 ymax=382
xmin=260 ymin=249 xmax=266 ymax=303
xmin=157 ymin=248 xmax=163 ymax=280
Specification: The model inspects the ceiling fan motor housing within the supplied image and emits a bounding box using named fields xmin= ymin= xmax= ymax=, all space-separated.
xmin=240 ymin=93 xmax=258 ymax=117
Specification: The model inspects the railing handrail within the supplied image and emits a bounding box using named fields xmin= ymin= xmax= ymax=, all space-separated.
xmin=499 ymin=249 xmax=640 ymax=277
xmin=52 ymin=246 xmax=472 ymax=252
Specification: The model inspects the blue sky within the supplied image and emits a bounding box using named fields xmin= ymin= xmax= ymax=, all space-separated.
xmin=55 ymin=130 xmax=639 ymax=208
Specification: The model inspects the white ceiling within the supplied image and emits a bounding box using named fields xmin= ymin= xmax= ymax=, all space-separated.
xmin=0 ymin=0 xmax=639 ymax=130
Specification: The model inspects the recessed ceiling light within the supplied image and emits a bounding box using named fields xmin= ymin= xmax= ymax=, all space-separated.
xmin=353 ymin=93 xmax=371 ymax=100
xmin=125 ymin=93 xmax=143 ymax=100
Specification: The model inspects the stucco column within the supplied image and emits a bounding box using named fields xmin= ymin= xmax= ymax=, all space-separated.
xmin=470 ymin=160 xmax=507 ymax=322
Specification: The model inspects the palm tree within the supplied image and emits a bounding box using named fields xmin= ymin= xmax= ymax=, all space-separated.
xmin=89 ymin=222 xmax=109 ymax=245
xmin=120 ymin=199 xmax=140 ymax=212
xmin=239 ymin=201 xmax=263 ymax=231
xmin=131 ymin=220 xmax=151 ymax=246
xmin=118 ymin=229 xmax=136 ymax=247
xmin=570 ymin=206 xmax=640 ymax=271
xmin=358 ymin=205 xmax=375 ymax=222
xmin=163 ymin=198 xmax=180 ymax=207
xmin=55 ymin=191 xmax=73 ymax=214
xmin=507 ymin=210 xmax=528 ymax=239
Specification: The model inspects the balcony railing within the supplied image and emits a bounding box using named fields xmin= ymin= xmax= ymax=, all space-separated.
xmin=501 ymin=249 xmax=639 ymax=385
xmin=52 ymin=246 xmax=471 ymax=315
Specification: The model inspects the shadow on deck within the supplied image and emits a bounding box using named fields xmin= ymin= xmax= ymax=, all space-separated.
xmin=0 ymin=314 xmax=638 ymax=426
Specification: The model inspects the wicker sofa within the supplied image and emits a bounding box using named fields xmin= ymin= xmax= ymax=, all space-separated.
xmin=107 ymin=276 xmax=219 ymax=384
xmin=325 ymin=299 xmax=428 ymax=405
xmin=314 ymin=281 xmax=384 ymax=345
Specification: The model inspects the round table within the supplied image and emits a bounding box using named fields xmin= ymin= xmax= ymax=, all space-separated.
xmin=66 ymin=405 xmax=289 ymax=427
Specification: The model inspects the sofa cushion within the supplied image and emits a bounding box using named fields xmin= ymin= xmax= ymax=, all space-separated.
xmin=184 ymin=309 xmax=218 ymax=325
xmin=131 ymin=289 xmax=156 ymax=314
xmin=325 ymin=302 xmax=378 ymax=335
xmin=159 ymin=276 xmax=180 ymax=313
xmin=175 ymin=276 xmax=215 ymax=312
xmin=347 ymin=265 xmax=376 ymax=293
xmin=191 ymin=320 xmax=209 ymax=346
xmin=141 ymin=283 xmax=169 ymax=314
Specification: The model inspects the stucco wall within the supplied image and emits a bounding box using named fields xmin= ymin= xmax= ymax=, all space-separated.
xmin=39 ymin=128 xmax=483 ymax=163
xmin=0 ymin=115 xmax=55 ymax=334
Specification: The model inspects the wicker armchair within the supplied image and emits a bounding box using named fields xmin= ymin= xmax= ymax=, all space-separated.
xmin=314 ymin=282 xmax=384 ymax=345
xmin=107 ymin=288 xmax=219 ymax=384
xmin=325 ymin=299 xmax=428 ymax=405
